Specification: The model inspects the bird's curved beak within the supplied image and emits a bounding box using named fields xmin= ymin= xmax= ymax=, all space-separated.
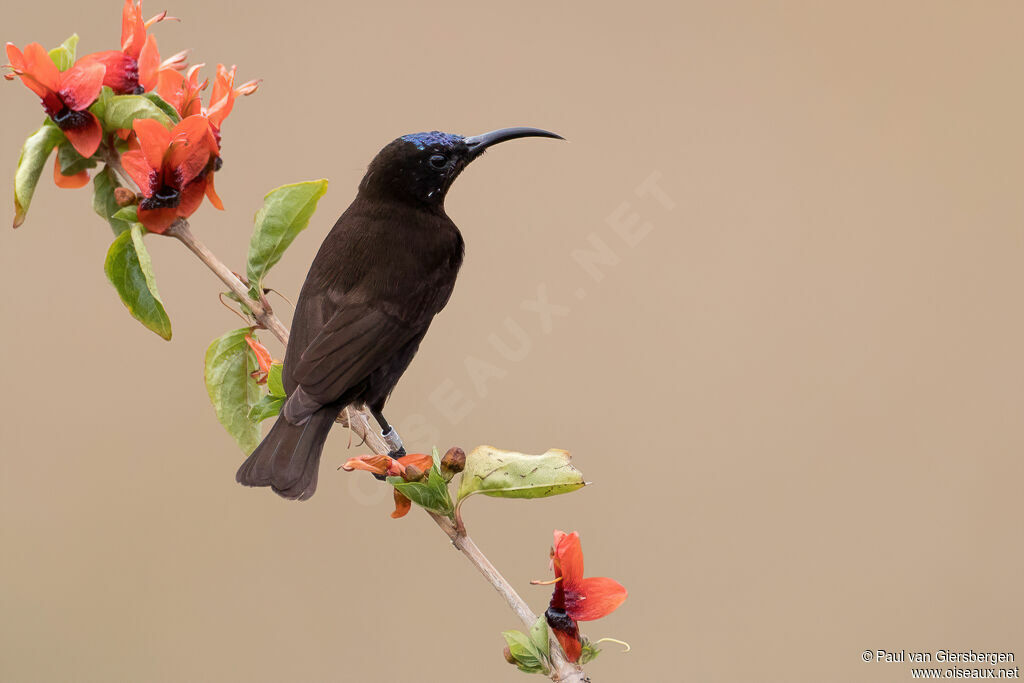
xmin=464 ymin=127 xmax=564 ymax=159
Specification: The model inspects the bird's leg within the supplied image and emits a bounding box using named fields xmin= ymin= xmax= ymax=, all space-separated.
xmin=370 ymin=407 xmax=406 ymax=458
xmin=368 ymin=406 xmax=405 ymax=482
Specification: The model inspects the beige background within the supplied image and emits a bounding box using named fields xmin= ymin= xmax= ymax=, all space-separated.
xmin=2 ymin=1 xmax=1023 ymax=681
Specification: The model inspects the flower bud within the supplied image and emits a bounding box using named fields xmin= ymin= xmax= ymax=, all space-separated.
xmin=440 ymin=446 xmax=466 ymax=482
xmin=114 ymin=187 xmax=137 ymax=206
xmin=402 ymin=464 xmax=425 ymax=482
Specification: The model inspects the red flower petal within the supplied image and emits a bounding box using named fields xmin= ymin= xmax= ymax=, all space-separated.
xmin=565 ymin=576 xmax=628 ymax=621
xmin=205 ymin=64 xmax=241 ymax=129
xmin=553 ymin=530 xmax=584 ymax=588
xmin=244 ymin=336 xmax=273 ymax=373
xmin=395 ymin=452 xmax=434 ymax=474
xmin=59 ymin=61 xmax=106 ymax=111
xmin=21 ymin=43 xmax=60 ymax=92
xmin=52 ymin=155 xmax=89 ymax=189
xmin=340 ymin=455 xmax=394 ymax=475
xmin=62 ymin=112 xmax=103 ymax=158
xmin=5 ymin=43 xmax=54 ymax=101
xmin=120 ymin=149 xmax=159 ymax=195
xmin=204 ymin=170 xmax=224 ymax=210
xmin=121 ymin=0 xmax=147 ymax=59
xmin=176 ymin=177 xmax=207 ymax=219
xmin=553 ymin=627 xmax=582 ymax=663
xmin=137 ymin=34 xmax=160 ymax=91
xmin=132 ymin=118 xmax=173 ymax=171
xmin=137 ymin=206 xmax=177 ymax=233
xmin=166 ymin=115 xmax=214 ymax=188
xmin=81 ymin=50 xmax=138 ymax=95
xmin=391 ymin=489 xmax=412 ymax=518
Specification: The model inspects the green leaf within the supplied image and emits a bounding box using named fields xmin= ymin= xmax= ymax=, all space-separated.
xmin=57 ymin=142 xmax=98 ymax=176
xmin=88 ymin=86 xmax=114 ymax=123
xmin=267 ymin=362 xmax=285 ymax=398
xmin=100 ymin=94 xmax=173 ymax=132
xmin=248 ymin=394 xmax=284 ymax=423
xmin=92 ymin=166 xmax=132 ymax=235
xmin=142 ymin=91 xmax=181 ymax=124
xmin=501 ymin=630 xmax=549 ymax=675
xmin=48 ymin=34 xmax=79 ymax=71
xmin=103 ymin=224 xmax=173 ymax=340
xmin=387 ymin=448 xmax=454 ymax=517
xmin=246 ymin=180 xmax=328 ymax=298
xmin=112 ymin=205 xmax=139 ymax=223
xmin=13 ymin=121 xmax=64 ymax=228
xmin=578 ymin=638 xmax=602 ymax=665
xmin=205 ymin=328 xmax=261 ymax=453
xmin=529 ymin=616 xmax=550 ymax=657
xmin=456 ymin=446 xmax=586 ymax=503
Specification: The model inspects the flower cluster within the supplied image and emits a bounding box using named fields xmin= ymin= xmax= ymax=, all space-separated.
xmin=4 ymin=0 xmax=258 ymax=232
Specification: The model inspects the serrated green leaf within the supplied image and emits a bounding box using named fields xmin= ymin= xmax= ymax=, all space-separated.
xmin=456 ymin=446 xmax=586 ymax=503
xmin=57 ymin=142 xmax=98 ymax=176
xmin=142 ymin=91 xmax=181 ymax=124
xmin=103 ymin=224 xmax=172 ymax=340
xmin=501 ymin=630 xmax=549 ymax=675
xmin=529 ymin=616 xmax=550 ymax=657
xmin=248 ymin=394 xmax=284 ymax=423
xmin=100 ymin=94 xmax=173 ymax=132
xmin=112 ymin=205 xmax=139 ymax=223
xmin=267 ymin=362 xmax=285 ymax=398
xmin=387 ymin=448 xmax=454 ymax=517
xmin=48 ymin=34 xmax=78 ymax=71
xmin=92 ymin=166 xmax=132 ymax=235
xmin=246 ymin=180 xmax=328 ymax=298
xmin=13 ymin=121 xmax=64 ymax=228
xmin=205 ymin=328 xmax=261 ymax=453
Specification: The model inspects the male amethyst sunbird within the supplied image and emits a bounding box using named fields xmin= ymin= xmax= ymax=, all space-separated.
xmin=236 ymin=127 xmax=563 ymax=499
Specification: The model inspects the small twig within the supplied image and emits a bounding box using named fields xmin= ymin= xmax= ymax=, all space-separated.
xmin=164 ymin=219 xmax=290 ymax=345
xmin=218 ymin=292 xmax=252 ymax=325
xmin=102 ymin=143 xmax=135 ymax=188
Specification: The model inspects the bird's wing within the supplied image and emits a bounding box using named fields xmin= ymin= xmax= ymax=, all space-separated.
xmin=287 ymin=302 xmax=420 ymax=404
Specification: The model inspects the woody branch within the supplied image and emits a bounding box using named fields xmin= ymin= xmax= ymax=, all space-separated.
xmin=102 ymin=158 xmax=587 ymax=681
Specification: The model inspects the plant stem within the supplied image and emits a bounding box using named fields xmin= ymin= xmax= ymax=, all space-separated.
xmin=163 ymin=212 xmax=586 ymax=681
xmin=165 ymin=219 xmax=290 ymax=344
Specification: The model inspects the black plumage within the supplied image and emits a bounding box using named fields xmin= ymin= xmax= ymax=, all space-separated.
xmin=236 ymin=127 xmax=562 ymax=500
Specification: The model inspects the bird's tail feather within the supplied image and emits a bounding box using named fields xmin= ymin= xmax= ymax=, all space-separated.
xmin=235 ymin=405 xmax=338 ymax=500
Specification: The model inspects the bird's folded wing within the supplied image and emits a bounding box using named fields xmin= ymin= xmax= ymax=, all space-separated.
xmin=288 ymin=303 xmax=418 ymax=403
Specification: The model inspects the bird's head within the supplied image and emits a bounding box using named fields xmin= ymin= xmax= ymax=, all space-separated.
xmin=358 ymin=127 xmax=563 ymax=208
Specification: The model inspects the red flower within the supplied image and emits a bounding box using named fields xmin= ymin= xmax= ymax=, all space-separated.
xmin=4 ymin=42 xmax=105 ymax=157
xmin=341 ymin=452 xmax=435 ymax=518
xmin=119 ymin=115 xmax=218 ymax=233
xmin=80 ymin=0 xmax=184 ymax=94
xmin=543 ymin=530 xmax=627 ymax=662
xmin=205 ymin=64 xmax=260 ymax=132
xmin=157 ymin=63 xmax=207 ymax=119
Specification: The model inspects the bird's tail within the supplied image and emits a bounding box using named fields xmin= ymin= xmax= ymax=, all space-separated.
xmin=235 ymin=405 xmax=338 ymax=500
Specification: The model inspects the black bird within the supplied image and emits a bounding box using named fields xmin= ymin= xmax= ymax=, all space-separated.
xmin=236 ymin=127 xmax=563 ymax=500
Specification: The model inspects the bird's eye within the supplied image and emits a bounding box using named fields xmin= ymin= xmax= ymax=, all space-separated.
xmin=429 ymin=154 xmax=448 ymax=169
